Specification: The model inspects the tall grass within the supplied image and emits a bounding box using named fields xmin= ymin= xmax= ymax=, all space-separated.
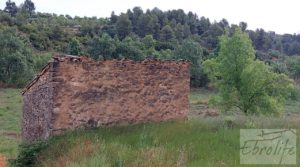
xmin=18 ymin=118 xmax=298 ymax=167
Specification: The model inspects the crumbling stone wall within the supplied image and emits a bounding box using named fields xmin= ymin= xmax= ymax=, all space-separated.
xmin=22 ymin=64 xmax=54 ymax=140
xmin=22 ymin=56 xmax=190 ymax=141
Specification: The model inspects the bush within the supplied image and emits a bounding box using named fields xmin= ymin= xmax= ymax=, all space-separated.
xmin=290 ymin=86 xmax=300 ymax=101
xmin=9 ymin=141 xmax=48 ymax=167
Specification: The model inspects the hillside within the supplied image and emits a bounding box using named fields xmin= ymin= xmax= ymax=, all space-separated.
xmin=1 ymin=1 xmax=300 ymax=87
xmin=1 ymin=1 xmax=300 ymax=166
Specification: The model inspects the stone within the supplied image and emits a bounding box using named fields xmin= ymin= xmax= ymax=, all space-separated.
xmin=21 ymin=55 xmax=190 ymax=141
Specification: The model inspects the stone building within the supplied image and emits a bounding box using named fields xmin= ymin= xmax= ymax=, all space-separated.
xmin=22 ymin=55 xmax=190 ymax=141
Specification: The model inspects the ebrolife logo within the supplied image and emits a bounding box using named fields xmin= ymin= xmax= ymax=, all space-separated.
xmin=240 ymin=129 xmax=296 ymax=164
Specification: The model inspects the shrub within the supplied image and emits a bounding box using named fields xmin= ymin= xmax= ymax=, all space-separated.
xmin=290 ymin=86 xmax=300 ymax=101
xmin=9 ymin=141 xmax=48 ymax=167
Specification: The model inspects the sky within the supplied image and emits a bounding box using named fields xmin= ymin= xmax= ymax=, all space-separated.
xmin=1 ymin=0 xmax=300 ymax=34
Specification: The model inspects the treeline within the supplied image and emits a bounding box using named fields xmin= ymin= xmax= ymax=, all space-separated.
xmin=0 ymin=0 xmax=300 ymax=87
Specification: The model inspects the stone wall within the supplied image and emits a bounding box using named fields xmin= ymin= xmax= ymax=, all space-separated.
xmin=22 ymin=57 xmax=190 ymax=141
xmin=22 ymin=64 xmax=54 ymax=141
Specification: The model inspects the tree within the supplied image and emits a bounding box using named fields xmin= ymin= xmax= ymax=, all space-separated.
xmin=201 ymin=23 xmax=224 ymax=49
xmin=183 ymin=23 xmax=191 ymax=39
xmin=203 ymin=28 xmax=294 ymax=114
xmin=21 ymin=0 xmax=35 ymax=16
xmin=239 ymin=22 xmax=247 ymax=31
xmin=115 ymin=36 xmax=144 ymax=60
xmin=0 ymin=27 xmax=34 ymax=86
xmin=4 ymin=0 xmax=18 ymax=17
xmin=110 ymin=11 xmax=118 ymax=24
xmin=116 ymin=14 xmax=132 ymax=39
xmin=174 ymin=23 xmax=184 ymax=41
xmin=197 ymin=17 xmax=210 ymax=35
xmin=136 ymin=13 xmax=154 ymax=37
xmin=174 ymin=39 xmax=207 ymax=86
xmin=68 ymin=38 xmax=81 ymax=55
xmin=88 ymin=33 xmax=117 ymax=60
xmin=160 ymin=25 xmax=174 ymax=42
xmin=142 ymin=35 xmax=155 ymax=49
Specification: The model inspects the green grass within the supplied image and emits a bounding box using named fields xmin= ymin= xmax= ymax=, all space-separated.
xmin=189 ymin=88 xmax=214 ymax=105
xmin=190 ymin=88 xmax=300 ymax=113
xmin=31 ymin=119 xmax=300 ymax=167
xmin=0 ymin=88 xmax=22 ymax=158
xmin=285 ymin=86 xmax=300 ymax=112
xmin=285 ymin=98 xmax=300 ymax=112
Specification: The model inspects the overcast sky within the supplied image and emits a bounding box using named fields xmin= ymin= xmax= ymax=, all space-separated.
xmin=1 ymin=0 xmax=299 ymax=34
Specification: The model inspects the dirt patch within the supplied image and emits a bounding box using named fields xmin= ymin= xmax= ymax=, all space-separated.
xmin=189 ymin=104 xmax=220 ymax=117
xmin=2 ymin=132 xmax=21 ymax=139
xmin=0 ymin=155 xmax=6 ymax=167
xmin=285 ymin=112 xmax=300 ymax=121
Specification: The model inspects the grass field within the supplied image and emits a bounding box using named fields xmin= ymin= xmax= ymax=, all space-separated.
xmin=0 ymin=89 xmax=22 ymax=159
xmin=1 ymin=88 xmax=300 ymax=166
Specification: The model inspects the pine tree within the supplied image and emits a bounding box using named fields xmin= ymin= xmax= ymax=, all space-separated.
xmin=22 ymin=0 xmax=35 ymax=16
xmin=4 ymin=0 xmax=18 ymax=16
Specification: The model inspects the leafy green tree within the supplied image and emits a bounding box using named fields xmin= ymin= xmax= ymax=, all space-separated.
xmin=115 ymin=36 xmax=144 ymax=60
xmin=142 ymin=35 xmax=155 ymax=48
xmin=142 ymin=35 xmax=157 ymax=57
xmin=68 ymin=38 xmax=81 ymax=55
xmin=160 ymin=25 xmax=175 ymax=42
xmin=88 ymin=33 xmax=117 ymax=60
xmin=4 ymin=0 xmax=18 ymax=17
xmin=203 ymin=28 xmax=294 ymax=114
xmin=174 ymin=39 xmax=207 ymax=86
xmin=0 ymin=27 xmax=34 ymax=86
xmin=116 ymin=14 xmax=132 ymax=39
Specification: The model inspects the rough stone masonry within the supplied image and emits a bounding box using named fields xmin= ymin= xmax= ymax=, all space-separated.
xmin=22 ymin=55 xmax=190 ymax=141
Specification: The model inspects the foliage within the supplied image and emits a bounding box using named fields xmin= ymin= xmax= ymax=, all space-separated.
xmin=116 ymin=14 xmax=132 ymax=39
xmin=174 ymin=39 xmax=208 ymax=86
xmin=4 ymin=0 xmax=18 ymax=17
xmin=32 ymin=53 xmax=52 ymax=72
xmin=9 ymin=141 xmax=48 ymax=167
xmin=160 ymin=25 xmax=174 ymax=42
xmin=68 ymin=38 xmax=81 ymax=55
xmin=290 ymin=86 xmax=300 ymax=101
xmin=203 ymin=28 xmax=294 ymax=114
xmin=1 ymin=2 xmax=300 ymax=88
xmin=21 ymin=0 xmax=35 ymax=16
xmin=289 ymin=56 xmax=300 ymax=77
xmin=87 ymin=33 xmax=117 ymax=60
xmin=0 ymin=26 xmax=34 ymax=87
